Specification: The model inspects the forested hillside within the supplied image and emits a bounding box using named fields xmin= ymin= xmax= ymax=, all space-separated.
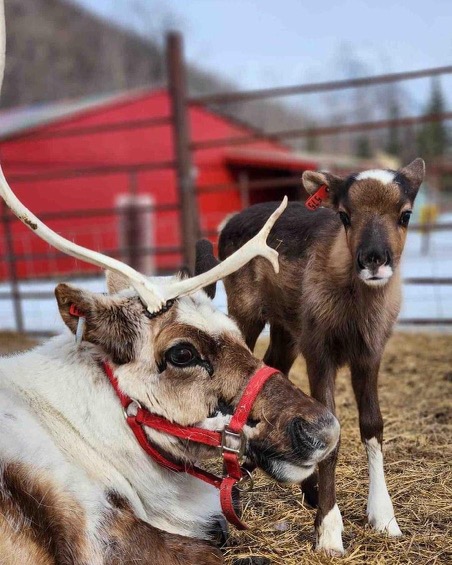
xmin=2 ymin=0 xmax=306 ymax=138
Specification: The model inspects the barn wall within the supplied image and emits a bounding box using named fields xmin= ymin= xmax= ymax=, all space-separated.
xmin=0 ymin=90 xmax=297 ymax=279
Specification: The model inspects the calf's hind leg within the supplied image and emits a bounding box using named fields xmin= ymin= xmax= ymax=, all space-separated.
xmin=350 ymin=358 xmax=402 ymax=536
xmin=224 ymin=277 xmax=266 ymax=351
xmin=263 ymin=323 xmax=298 ymax=375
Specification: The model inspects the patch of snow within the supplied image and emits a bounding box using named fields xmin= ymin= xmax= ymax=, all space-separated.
xmin=0 ymin=226 xmax=451 ymax=334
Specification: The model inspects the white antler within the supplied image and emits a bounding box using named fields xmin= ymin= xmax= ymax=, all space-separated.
xmin=161 ymin=196 xmax=287 ymax=302
xmin=0 ymin=2 xmax=287 ymax=314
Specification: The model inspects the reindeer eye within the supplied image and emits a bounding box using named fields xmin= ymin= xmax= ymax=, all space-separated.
xmin=166 ymin=344 xmax=197 ymax=367
xmin=399 ymin=210 xmax=412 ymax=227
xmin=338 ymin=211 xmax=351 ymax=228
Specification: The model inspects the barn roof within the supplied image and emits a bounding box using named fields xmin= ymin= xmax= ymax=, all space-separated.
xmin=225 ymin=148 xmax=317 ymax=171
xmin=0 ymin=88 xmax=152 ymax=141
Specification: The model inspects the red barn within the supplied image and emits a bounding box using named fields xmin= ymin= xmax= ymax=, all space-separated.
xmin=0 ymin=89 xmax=317 ymax=280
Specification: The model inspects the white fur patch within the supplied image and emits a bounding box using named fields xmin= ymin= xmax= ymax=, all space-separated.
xmin=201 ymin=412 xmax=232 ymax=431
xmin=366 ymin=438 xmax=402 ymax=536
xmin=356 ymin=169 xmax=395 ymax=184
xmin=359 ymin=265 xmax=393 ymax=286
xmin=316 ymin=503 xmax=344 ymax=556
xmin=270 ymin=460 xmax=315 ymax=484
xmin=176 ymin=292 xmax=241 ymax=337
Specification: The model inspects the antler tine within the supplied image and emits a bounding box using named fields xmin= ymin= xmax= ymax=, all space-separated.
xmin=162 ymin=196 xmax=288 ymax=302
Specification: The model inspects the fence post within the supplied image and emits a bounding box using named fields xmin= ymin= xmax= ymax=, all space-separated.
xmin=167 ymin=31 xmax=199 ymax=271
xmin=239 ymin=171 xmax=250 ymax=208
xmin=2 ymin=201 xmax=24 ymax=333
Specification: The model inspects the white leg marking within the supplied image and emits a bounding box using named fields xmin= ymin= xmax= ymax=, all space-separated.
xmin=366 ymin=437 xmax=402 ymax=536
xmin=316 ymin=503 xmax=344 ymax=556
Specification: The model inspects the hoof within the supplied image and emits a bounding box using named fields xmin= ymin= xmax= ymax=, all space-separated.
xmin=367 ymin=494 xmax=402 ymax=537
xmin=315 ymin=504 xmax=344 ymax=556
xmin=316 ymin=546 xmax=345 ymax=558
xmin=369 ymin=514 xmax=402 ymax=537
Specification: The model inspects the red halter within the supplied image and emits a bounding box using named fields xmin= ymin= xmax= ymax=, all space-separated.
xmin=69 ymin=303 xmax=279 ymax=527
xmin=102 ymin=361 xmax=278 ymax=529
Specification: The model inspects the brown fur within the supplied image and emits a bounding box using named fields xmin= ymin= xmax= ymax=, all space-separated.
xmin=152 ymin=321 xmax=330 ymax=462
xmin=0 ymin=462 xmax=88 ymax=565
xmin=0 ymin=461 xmax=222 ymax=565
xmin=219 ymin=159 xmax=425 ymax=527
xmin=55 ymin=283 xmax=145 ymax=365
xmin=102 ymin=492 xmax=223 ymax=565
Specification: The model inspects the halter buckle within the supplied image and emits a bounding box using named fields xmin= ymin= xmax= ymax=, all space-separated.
xmin=221 ymin=428 xmax=245 ymax=459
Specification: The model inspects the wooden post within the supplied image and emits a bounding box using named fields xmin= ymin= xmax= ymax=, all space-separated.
xmin=2 ymin=201 xmax=24 ymax=332
xmin=167 ymin=32 xmax=199 ymax=271
xmin=239 ymin=171 xmax=250 ymax=208
xmin=117 ymin=190 xmax=155 ymax=275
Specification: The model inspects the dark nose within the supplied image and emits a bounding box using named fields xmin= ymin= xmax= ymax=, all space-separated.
xmin=358 ymin=248 xmax=391 ymax=270
xmin=288 ymin=415 xmax=339 ymax=460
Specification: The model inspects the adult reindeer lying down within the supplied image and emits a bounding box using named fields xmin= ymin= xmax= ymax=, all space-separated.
xmin=219 ymin=159 xmax=425 ymax=555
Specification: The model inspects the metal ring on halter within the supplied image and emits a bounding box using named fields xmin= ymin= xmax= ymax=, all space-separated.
xmin=236 ymin=467 xmax=254 ymax=492
xmin=123 ymin=399 xmax=142 ymax=420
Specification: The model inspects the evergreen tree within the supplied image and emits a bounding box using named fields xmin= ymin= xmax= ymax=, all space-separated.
xmin=385 ymin=99 xmax=401 ymax=156
xmin=418 ymin=79 xmax=448 ymax=158
xmin=355 ymin=136 xmax=372 ymax=158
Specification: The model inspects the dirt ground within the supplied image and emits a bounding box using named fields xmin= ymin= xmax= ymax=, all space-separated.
xmin=1 ymin=331 xmax=451 ymax=564
xmin=0 ymin=331 xmax=39 ymax=355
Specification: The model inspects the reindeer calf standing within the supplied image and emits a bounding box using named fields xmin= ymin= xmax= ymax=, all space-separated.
xmin=219 ymin=159 xmax=425 ymax=555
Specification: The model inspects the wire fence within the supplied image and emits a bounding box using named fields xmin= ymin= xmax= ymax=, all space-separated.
xmin=0 ymin=33 xmax=451 ymax=333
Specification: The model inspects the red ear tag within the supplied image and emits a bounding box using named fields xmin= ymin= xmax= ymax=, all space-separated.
xmin=69 ymin=304 xmax=83 ymax=317
xmin=305 ymin=184 xmax=329 ymax=211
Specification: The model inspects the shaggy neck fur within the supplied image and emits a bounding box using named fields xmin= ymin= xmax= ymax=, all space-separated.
xmin=0 ymin=334 xmax=221 ymax=540
xmin=302 ymin=227 xmax=402 ymax=356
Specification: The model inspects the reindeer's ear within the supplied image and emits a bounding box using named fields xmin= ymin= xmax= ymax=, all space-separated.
xmin=55 ymin=283 xmax=142 ymax=364
xmin=106 ymin=271 xmax=131 ymax=294
xmin=302 ymin=170 xmax=344 ymax=207
xmin=399 ymin=158 xmax=425 ymax=194
xmin=195 ymin=239 xmax=219 ymax=299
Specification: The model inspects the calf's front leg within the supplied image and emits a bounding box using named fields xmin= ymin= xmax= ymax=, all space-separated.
xmin=306 ymin=356 xmax=344 ymax=556
xmin=351 ymin=358 xmax=402 ymax=536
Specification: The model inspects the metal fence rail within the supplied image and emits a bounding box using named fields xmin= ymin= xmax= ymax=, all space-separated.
xmin=191 ymin=112 xmax=452 ymax=150
xmin=191 ymin=65 xmax=452 ymax=104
